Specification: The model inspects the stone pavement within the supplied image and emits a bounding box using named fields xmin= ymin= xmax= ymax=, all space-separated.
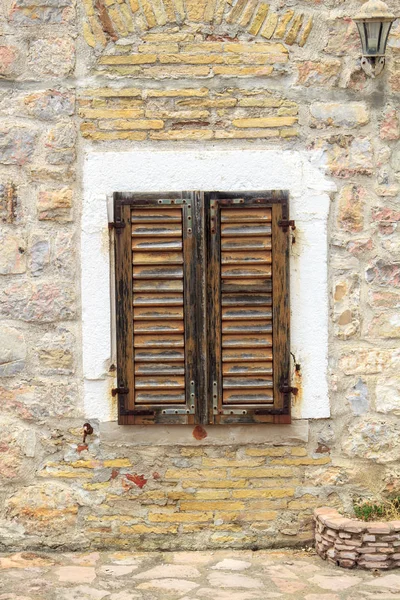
xmin=1 ymin=549 xmax=400 ymax=600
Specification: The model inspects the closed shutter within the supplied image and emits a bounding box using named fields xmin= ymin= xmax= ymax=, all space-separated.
xmin=114 ymin=193 xmax=197 ymax=424
xmin=206 ymin=193 xmax=291 ymax=424
xmin=114 ymin=191 xmax=291 ymax=425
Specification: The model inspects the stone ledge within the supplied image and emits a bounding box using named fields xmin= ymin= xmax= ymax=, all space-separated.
xmin=314 ymin=507 xmax=400 ymax=570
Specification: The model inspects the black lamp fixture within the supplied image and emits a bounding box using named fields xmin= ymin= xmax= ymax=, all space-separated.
xmin=353 ymin=0 xmax=397 ymax=77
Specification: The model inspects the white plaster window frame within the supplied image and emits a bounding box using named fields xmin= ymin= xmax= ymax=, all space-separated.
xmin=82 ymin=149 xmax=335 ymax=423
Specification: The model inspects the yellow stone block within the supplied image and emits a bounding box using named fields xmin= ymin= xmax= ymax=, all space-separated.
xmin=69 ymin=460 xmax=102 ymax=469
xmin=204 ymin=0 xmax=217 ymax=21
xmin=182 ymin=43 xmax=224 ymax=53
xmin=119 ymin=524 xmax=178 ymax=534
xmin=162 ymin=0 xmax=176 ymax=21
xmin=108 ymin=5 xmax=129 ymax=36
xmin=150 ymin=130 xmax=213 ymax=140
xmin=129 ymin=0 xmax=139 ymax=12
xmin=240 ymin=510 xmax=277 ymax=521
xmin=145 ymin=109 xmax=210 ymax=119
xmin=140 ymin=491 xmax=166 ymax=500
xmin=261 ymin=12 xmax=278 ymax=38
xmin=280 ymin=128 xmax=299 ymax=138
xmin=165 ymin=468 xmax=226 ymax=479
xmin=39 ymin=469 xmax=93 ymax=478
xmin=232 ymin=488 xmax=295 ymax=498
xmin=99 ymin=119 xmax=164 ymax=130
xmin=82 ymin=131 xmax=148 ymax=141
xmin=214 ymin=511 xmax=239 ymax=521
xmin=290 ymin=447 xmax=308 ymax=456
xmin=270 ymin=457 xmax=331 ymax=466
xmin=142 ymin=33 xmax=194 ymax=42
xmin=239 ymin=0 xmax=257 ymax=26
xmin=245 ymin=447 xmax=287 ymax=456
xmin=83 ymin=22 xmax=96 ymax=47
xmin=167 ymin=491 xmax=193 ymax=500
xmin=86 ymin=514 xmax=130 ymax=522
xmin=82 ymin=88 xmax=141 ymax=97
xmin=247 ymin=498 xmax=288 ymax=509
xmin=149 ymin=512 xmax=213 ymax=522
xmin=119 ymin=4 xmax=135 ymax=31
xmin=277 ymin=106 xmax=298 ymax=116
xmin=80 ymin=108 xmax=145 ymax=118
xmin=103 ymin=459 xmax=132 ymax=467
xmin=299 ymin=16 xmax=313 ymax=47
xmin=194 ymin=490 xmax=231 ymax=500
xmin=213 ymin=65 xmax=273 ymax=76
xmin=145 ymin=65 xmax=210 ymax=77
xmin=89 ymin=15 xmax=107 ymax=46
xmin=180 ymin=500 xmax=245 ymax=511
xmin=151 ymin=0 xmax=168 ymax=25
xmin=248 ymin=2 xmax=269 ymax=35
xmin=99 ymin=54 xmax=157 ymax=65
xmin=146 ymin=88 xmax=209 ymax=97
xmin=233 ymin=116 xmax=297 ymax=128
xmin=186 ymin=0 xmax=209 ymax=21
xmin=180 ymin=447 xmax=205 ymax=456
xmin=227 ymin=0 xmax=248 ymax=24
xmin=230 ymin=467 xmax=296 ymax=478
xmin=214 ymin=0 xmax=228 ymax=23
xmin=177 ymin=98 xmax=236 ymax=108
xmin=182 ymin=479 xmax=247 ymax=489
xmin=224 ymin=42 xmax=287 ymax=53
xmin=202 ymin=458 xmax=265 ymax=467
xmin=285 ymin=13 xmax=303 ymax=45
xmin=274 ymin=10 xmax=294 ymax=38
xmin=83 ymin=482 xmax=110 ymax=490
xmin=288 ymin=498 xmax=321 ymax=510
xmin=82 ymin=0 xmax=94 ymax=17
xmin=140 ymin=0 xmax=157 ymax=27
xmin=159 ymin=53 xmax=224 ymax=64
xmin=250 ymin=478 xmax=301 ymax=488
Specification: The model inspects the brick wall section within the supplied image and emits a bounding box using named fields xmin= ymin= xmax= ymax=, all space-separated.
xmin=0 ymin=0 xmax=399 ymax=551
xmin=315 ymin=508 xmax=400 ymax=570
xmin=2 ymin=436 xmax=335 ymax=550
xmin=79 ymin=87 xmax=298 ymax=140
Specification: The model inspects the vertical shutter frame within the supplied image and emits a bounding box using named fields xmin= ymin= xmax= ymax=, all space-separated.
xmin=114 ymin=193 xmax=197 ymax=424
xmin=206 ymin=192 xmax=291 ymax=424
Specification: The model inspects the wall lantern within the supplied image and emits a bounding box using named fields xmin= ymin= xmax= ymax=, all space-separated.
xmin=353 ymin=0 xmax=397 ymax=78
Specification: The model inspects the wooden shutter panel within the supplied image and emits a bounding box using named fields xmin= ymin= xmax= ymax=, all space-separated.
xmin=207 ymin=193 xmax=291 ymax=424
xmin=114 ymin=193 xmax=197 ymax=424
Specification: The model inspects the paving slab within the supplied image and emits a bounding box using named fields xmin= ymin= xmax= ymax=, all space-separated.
xmin=0 ymin=548 xmax=398 ymax=600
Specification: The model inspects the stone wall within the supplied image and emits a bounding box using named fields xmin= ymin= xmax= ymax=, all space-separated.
xmin=0 ymin=0 xmax=399 ymax=550
xmin=315 ymin=507 xmax=400 ymax=570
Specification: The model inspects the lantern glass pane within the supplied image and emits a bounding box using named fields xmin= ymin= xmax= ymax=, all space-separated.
xmin=378 ymin=21 xmax=393 ymax=54
xmin=356 ymin=22 xmax=368 ymax=54
xmin=365 ymin=21 xmax=382 ymax=54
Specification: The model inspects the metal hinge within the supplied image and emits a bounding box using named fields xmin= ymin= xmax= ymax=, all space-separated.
xmin=279 ymin=381 xmax=298 ymax=396
xmin=112 ymin=387 xmax=129 ymax=396
xmin=108 ymin=222 xmax=126 ymax=233
xmin=278 ymin=219 xmax=296 ymax=232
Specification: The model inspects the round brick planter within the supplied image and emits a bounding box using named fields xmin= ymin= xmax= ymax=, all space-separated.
xmin=314 ymin=507 xmax=400 ymax=570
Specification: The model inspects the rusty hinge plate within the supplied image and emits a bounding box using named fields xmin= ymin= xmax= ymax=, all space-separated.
xmin=109 ymin=222 xmax=126 ymax=233
xmin=112 ymin=387 xmax=129 ymax=396
xmin=278 ymin=219 xmax=296 ymax=232
xmin=279 ymin=382 xmax=298 ymax=396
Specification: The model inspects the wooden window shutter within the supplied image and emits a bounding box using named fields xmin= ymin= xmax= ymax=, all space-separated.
xmin=114 ymin=193 xmax=198 ymax=424
xmin=114 ymin=191 xmax=291 ymax=425
xmin=206 ymin=193 xmax=291 ymax=424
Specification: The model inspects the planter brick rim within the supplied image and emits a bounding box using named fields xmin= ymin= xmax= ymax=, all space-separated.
xmin=314 ymin=507 xmax=400 ymax=533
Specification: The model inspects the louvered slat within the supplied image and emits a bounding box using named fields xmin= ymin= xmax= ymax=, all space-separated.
xmin=132 ymin=206 xmax=186 ymax=409
xmin=220 ymin=206 xmax=274 ymax=407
